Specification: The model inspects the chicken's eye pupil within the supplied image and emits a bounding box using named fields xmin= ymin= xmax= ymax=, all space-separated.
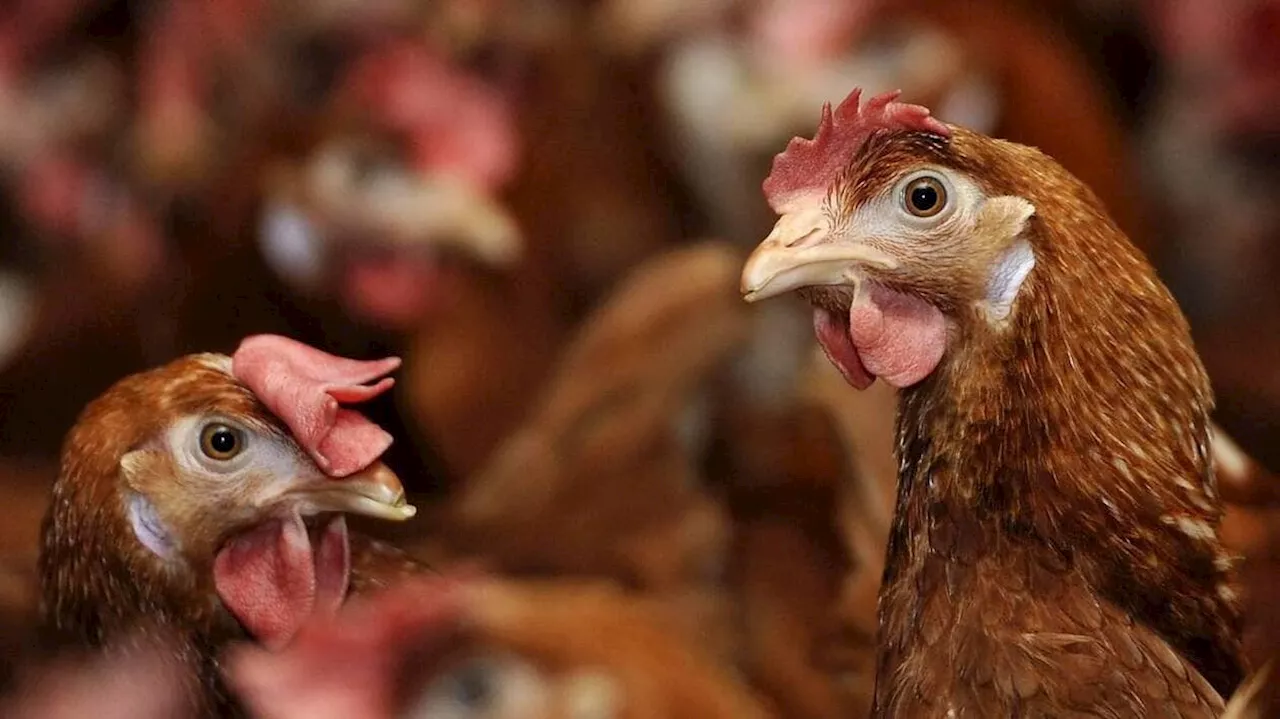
xmin=904 ymin=176 xmax=947 ymax=218
xmin=200 ymin=424 xmax=243 ymax=460
xmin=211 ymin=431 xmax=236 ymax=454
xmin=451 ymin=662 xmax=494 ymax=708
xmin=911 ymin=186 xmax=938 ymax=211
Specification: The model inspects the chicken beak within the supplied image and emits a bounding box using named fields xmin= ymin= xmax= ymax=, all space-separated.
xmin=303 ymin=145 xmax=523 ymax=268
xmin=741 ymin=211 xmax=898 ymax=302
xmin=283 ymin=462 xmax=418 ymax=522
xmin=384 ymin=177 xmax=523 ymax=268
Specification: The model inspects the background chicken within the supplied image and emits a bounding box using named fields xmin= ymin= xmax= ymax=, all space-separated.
xmin=39 ymin=335 xmax=419 ymax=715
xmin=421 ymin=243 xmax=745 ymax=592
xmin=740 ymin=88 xmax=1242 ymax=715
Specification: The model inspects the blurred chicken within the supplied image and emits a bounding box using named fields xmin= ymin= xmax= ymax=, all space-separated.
xmin=418 ymin=243 xmax=747 ymax=599
xmin=39 ymin=335 xmax=422 ymax=715
xmin=740 ymin=88 xmax=1242 ymax=714
xmin=208 ymin=38 xmax=564 ymax=483
xmin=228 ymin=576 xmax=772 ymax=719
xmin=0 ymin=9 xmax=173 ymax=465
xmin=742 ymin=358 xmax=897 ymax=718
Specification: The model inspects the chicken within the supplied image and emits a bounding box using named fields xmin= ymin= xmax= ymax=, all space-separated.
xmin=425 ymin=243 xmax=746 ymax=594
xmin=239 ymin=38 xmax=561 ymax=481
xmin=739 ymin=89 xmax=1244 ymax=715
xmin=227 ymin=575 xmax=773 ymax=719
xmin=38 ymin=334 xmax=421 ymax=716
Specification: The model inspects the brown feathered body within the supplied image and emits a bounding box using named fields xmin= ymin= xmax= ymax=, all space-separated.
xmin=865 ymin=130 xmax=1241 ymax=714
xmin=39 ymin=352 xmax=428 ymax=717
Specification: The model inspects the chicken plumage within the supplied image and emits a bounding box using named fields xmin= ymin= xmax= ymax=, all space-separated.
xmin=38 ymin=335 xmax=421 ymax=716
xmin=430 ymin=243 xmax=746 ymax=593
xmin=740 ymin=89 xmax=1244 ymax=716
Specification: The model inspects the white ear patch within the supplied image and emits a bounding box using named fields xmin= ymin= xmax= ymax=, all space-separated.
xmin=978 ymin=196 xmax=1036 ymax=324
xmin=127 ymin=491 xmax=176 ymax=559
xmin=259 ymin=201 xmax=325 ymax=290
xmin=985 ymin=240 xmax=1035 ymax=323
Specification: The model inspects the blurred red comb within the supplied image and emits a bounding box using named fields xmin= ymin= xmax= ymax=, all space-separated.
xmin=338 ymin=42 xmax=519 ymax=192
xmin=762 ymin=89 xmax=950 ymax=213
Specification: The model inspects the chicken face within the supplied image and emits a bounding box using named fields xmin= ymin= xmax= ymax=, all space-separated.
xmin=121 ymin=389 xmax=406 ymax=565
xmin=118 ymin=379 xmax=412 ymax=645
xmin=740 ymin=89 xmax=1036 ymax=390
xmin=259 ymin=42 xmax=522 ymax=332
xmin=41 ymin=337 xmax=417 ymax=656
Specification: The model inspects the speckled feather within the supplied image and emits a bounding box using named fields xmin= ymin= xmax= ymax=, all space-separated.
xmin=38 ymin=355 xmax=432 ymax=718
xmin=808 ymin=128 xmax=1243 ymax=716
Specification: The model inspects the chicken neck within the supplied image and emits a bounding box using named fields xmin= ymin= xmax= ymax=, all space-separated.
xmin=875 ymin=203 xmax=1244 ymax=705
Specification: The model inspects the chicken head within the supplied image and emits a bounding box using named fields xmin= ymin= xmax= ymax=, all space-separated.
xmin=39 ymin=335 xmax=418 ymax=696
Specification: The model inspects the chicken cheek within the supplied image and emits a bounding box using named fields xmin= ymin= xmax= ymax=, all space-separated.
xmin=847 ymin=284 xmax=948 ymax=388
xmin=214 ymin=514 xmax=351 ymax=649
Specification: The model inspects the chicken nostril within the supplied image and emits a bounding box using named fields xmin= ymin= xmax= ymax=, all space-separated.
xmin=786 ymin=227 xmax=822 ymax=248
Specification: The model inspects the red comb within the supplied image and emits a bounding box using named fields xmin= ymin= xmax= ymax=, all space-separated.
xmin=339 ymin=42 xmax=519 ymax=192
xmin=762 ymin=89 xmax=951 ymax=213
xmin=232 ymin=335 xmax=401 ymax=477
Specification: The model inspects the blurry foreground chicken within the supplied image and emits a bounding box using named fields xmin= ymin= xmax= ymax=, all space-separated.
xmin=228 ymin=576 xmax=772 ymax=719
xmin=740 ymin=89 xmax=1244 ymax=715
xmin=39 ymin=335 xmax=422 ymax=715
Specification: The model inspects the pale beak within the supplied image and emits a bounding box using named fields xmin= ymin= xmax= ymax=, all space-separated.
xmin=740 ymin=211 xmax=898 ymax=302
xmin=304 ymin=147 xmax=523 ymax=268
xmin=372 ymin=177 xmax=523 ymax=268
xmin=283 ymin=461 xmax=418 ymax=522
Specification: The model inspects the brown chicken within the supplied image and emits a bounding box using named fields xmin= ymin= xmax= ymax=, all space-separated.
xmin=227 ymin=575 xmax=772 ymax=719
xmin=38 ymin=334 xmax=422 ymax=716
xmin=429 ymin=242 xmax=746 ymax=595
xmin=739 ymin=89 xmax=1243 ymax=715
xmin=243 ymin=38 xmax=563 ymax=481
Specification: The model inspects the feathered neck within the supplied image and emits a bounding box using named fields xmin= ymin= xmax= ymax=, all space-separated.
xmin=886 ymin=186 xmax=1244 ymax=697
xmin=39 ymin=463 xmax=246 ymax=717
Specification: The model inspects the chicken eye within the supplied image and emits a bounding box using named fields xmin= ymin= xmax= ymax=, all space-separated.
xmin=199 ymin=423 xmax=244 ymax=461
xmin=404 ymin=653 xmax=548 ymax=719
xmin=904 ymin=176 xmax=947 ymax=218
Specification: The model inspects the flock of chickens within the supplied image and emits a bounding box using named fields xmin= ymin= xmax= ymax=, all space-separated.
xmin=1 ymin=1 xmax=1279 ymax=718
